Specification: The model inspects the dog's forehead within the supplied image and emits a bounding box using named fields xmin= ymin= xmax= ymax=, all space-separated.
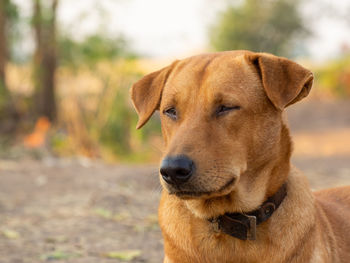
xmin=162 ymin=52 xmax=263 ymax=105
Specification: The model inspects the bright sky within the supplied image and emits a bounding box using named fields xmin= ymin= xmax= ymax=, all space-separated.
xmin=57 ymin=0 xmax=219 ymax=58
xmin=13 ymin=0 xmax=350 ymax=61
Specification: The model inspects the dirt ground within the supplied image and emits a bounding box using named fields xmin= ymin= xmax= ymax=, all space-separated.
xmin=0 ymin=99 xmax=350 ymax=263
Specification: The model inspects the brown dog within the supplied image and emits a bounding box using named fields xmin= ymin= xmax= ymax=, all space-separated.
xmin=131 ymin=51 xmax=350 ymax=263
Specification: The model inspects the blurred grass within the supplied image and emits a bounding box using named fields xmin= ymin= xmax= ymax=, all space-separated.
xmin=314 ymin=54 xmax=350 ymax=97
xmin=3 ymin=58 xmax=163 ymax=162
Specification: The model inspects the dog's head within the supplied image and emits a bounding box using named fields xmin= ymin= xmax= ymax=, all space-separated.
xmin=131 ymin=51 xmax=313 ymax=218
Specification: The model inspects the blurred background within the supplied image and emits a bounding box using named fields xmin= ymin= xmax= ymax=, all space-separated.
xmin=0 ymin=0 xmax=349 ymax=262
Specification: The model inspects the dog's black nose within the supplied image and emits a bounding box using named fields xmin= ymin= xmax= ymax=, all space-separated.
xmin=160 ymin=155 xmax=194 ymax=185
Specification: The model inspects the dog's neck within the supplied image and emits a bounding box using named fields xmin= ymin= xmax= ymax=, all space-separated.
xmin=209 ymin=182 xmax=287 ymax=240
xmin=207 ymin=122 xmax=292 ymax=240
xmin=244 ymin=121 xmax=292 ymax=196
xmin=265 ymin=122 xmax=292 ymax=197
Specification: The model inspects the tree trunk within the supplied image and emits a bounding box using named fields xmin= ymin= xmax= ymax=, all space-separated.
xmin=0 ymin=0 xmax=8 ymax=93
xmin=33 ymin=0 xmax=58 ymax=122
xmin=0 ymin=0 xmax=18 ymax=134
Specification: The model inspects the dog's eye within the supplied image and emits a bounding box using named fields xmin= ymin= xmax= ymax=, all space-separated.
xmin=163 ymin=107 xmax=177 ymax=120
xmin=216 ymin=105 xmax=240 ymax=116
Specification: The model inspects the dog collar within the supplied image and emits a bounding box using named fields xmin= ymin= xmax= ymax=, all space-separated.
xmin=209 ymin=183 xmax=287 ymax=240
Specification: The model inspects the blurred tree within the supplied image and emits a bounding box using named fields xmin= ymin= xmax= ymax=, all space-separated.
xmin=0 ymin=0 xmax=8 ymax=92
xmin=32 ymin=0 xmax=58 ymax=121
xmin=58 ymin=34 xmax=135 ymax=68
xmin=316 ymin=54 xmax=350 ymax=97
xmin=55 ymin=31 xmax=140 ymax=157
xmin=210 ymin=0 xmax=308 ymax=57
xmin=0 ymin=0 xmax=19 ymax=133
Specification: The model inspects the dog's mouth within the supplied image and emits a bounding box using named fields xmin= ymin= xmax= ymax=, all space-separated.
xmin=168 ymin=177 xmax=237 ymax=200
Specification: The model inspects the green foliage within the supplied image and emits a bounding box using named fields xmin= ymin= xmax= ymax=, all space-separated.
xmin=99 ymin=80 xmax=136 ymax=155
xmin=3 ymin=0 xmax=20 ymax=62
xmin=58 ymin=34 xmax=136 ymax=67
xmin=315 ymin=54 xmax=350 ymax=97
xmin=4 ymin=0 xmax=18 ymax=22
xmin=97 ymin=63 xmax=161 ymax=158
xmin=48 ymin=59 xmax=161 ymax=161
xmin=55 ymin=31 xmax=160 ymax=160
xmin=210 ymin=0 xmax=308 ymax=57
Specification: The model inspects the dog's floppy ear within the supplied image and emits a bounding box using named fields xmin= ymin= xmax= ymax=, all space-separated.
xmin=131 ymin=61 xmax=178 ymax=129
xmin=247 ymin=53 xmax=314 ymax=110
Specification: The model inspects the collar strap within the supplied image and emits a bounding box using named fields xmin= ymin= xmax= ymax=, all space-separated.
xmin=209 ymin=183 xmax=287 ymax=240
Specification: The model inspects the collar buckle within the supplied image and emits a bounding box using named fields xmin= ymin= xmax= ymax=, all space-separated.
xmin=215 ymin=213 xmax=257 ymax=240
xmin=246 ymin=215 xmax=257 ymax=240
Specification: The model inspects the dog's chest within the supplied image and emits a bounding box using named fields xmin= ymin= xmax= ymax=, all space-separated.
xmin=165 ymin=218 xmax=284 ymax=263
